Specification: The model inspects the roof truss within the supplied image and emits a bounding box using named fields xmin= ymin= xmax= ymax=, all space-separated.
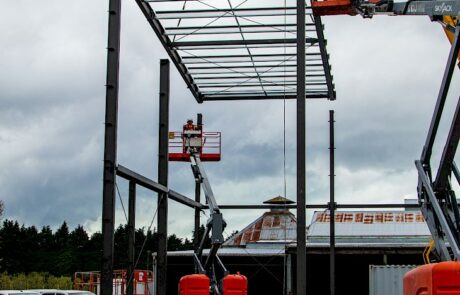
xmin=135 ymin=0 xmax=335 ymax=102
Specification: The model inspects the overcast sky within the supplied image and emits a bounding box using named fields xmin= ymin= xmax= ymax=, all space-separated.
xmin=1 ymin=0 xmax=459 ymax=239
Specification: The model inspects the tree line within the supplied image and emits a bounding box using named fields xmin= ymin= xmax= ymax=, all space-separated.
xmin=0 ymin=219 xmax=210 ymax=276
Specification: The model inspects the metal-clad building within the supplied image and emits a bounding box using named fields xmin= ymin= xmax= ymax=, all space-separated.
xmin=165 ymin=199 xmax=430 ymax=295
xmin=307 ymin=210 xmax=430 ymax=244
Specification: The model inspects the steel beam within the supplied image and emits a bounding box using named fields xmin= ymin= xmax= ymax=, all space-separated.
xmin=187 ymin=63 xmax=324 ymax=70
xmin=135 ymin=0 xmax=202 ymax=102
xmin=181 ymin=53 xmax=319 ymax=60
xmin=101 ymin=1 xmax=121 ymax=294
xmin=157 ymin=59 xmax=170 ymax=295
xmin=420 ymin=26 xmax=460 ymax=164
xmin=198 ymin=83 xmax=327 ymax=88
xmin=127 ymin=181 xmax=136 ymax=295
xmin=329 ymin=110 xmax=336 ymax=295
xmin=202 ymin=93 xmax=329 ymax=101
xmin=116 ymin=165 xmax=204 ymax=209
xmin=314 ymin=16 xmax=335 ymax=101
xmin=296 ymin=0 xmax=307 ymax=294
xmin=154 ymin=6 xmax=319 ymax=19
xmin=169 ymin=190 xmax=205 ymax=209
xmin=171 ymin=38 xmax=318 ymax=48
xmin=177 ymin=43 xmax=318 ymax=50
xmin=165 ymin=23 xmax=301 ymax=32
xmin=117 ymin=165 xmax=167 ymax=192
xmin=193 ymin=74 xmax=324 ymax=80
xmin=210 ymin=203 xmax=420 ymax=209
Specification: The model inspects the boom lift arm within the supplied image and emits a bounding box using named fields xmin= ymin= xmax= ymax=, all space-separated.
xmin=170 ymin=117 xmax=242 ymax=295
xmin=190 ymin=151 xmax=228 ymax=293
xmin=415 ymin=24 xmax=460 ymax=261
xmin=312 ymin=0 xmax=460 ymax=65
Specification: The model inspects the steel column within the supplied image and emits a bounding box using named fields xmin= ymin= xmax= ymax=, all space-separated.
xmin=329 ymin=110 xmax=336 ymax=295
xmin=157 ymin=59 xmax=170 ymax=295
xmin=101 ymin=1 xmax=121 ymax=295
xmin=296 ymin=0 xmax=307 ymax=293
xmin=127 ymin=181 xmax=136 ymax=295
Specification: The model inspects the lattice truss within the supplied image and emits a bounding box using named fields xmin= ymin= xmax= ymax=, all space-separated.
xmin=136 ymin=0 xmax=335 ymax=102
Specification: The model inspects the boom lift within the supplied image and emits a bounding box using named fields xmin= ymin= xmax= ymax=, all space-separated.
xmin=312 ymin=0 xmax=460 ymax=63
xmin=311 ymin=0 xmax=460 ymax=293
xmin=169 ymin=115 xmax=247 ymax=295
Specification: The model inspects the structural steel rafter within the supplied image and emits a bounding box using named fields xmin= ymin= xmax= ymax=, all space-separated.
xmin=135 ymin=0 xmax=335 ymax=102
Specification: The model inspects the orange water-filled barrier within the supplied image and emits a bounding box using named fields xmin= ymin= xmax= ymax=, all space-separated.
xmin=222 ymin=273 xmax=248 ymax=295
xmin=178 ymin=274 xmax=210 ymax=295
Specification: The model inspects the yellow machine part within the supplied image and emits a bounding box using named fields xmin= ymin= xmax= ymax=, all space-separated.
xmin=441 ymin=16 xmax=460 ymax=67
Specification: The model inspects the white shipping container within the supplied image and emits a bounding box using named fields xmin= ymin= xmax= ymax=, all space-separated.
xmin=369 ymin=265 xmax=417 ymax=295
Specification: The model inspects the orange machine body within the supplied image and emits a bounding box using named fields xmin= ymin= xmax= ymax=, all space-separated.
xmin=222 ymin=274 xmax=248 ymax=295
xmin=311 ymin=0 xmax=357 ymax=16
xmin=178 ymin=274 xmax=210 ymax=295
xmin=404 ymin=261 xmax=460 ymax=295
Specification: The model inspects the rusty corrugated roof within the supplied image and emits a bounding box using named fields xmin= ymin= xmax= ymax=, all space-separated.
xmin=224 ymin=211 xmax=297 ymax=246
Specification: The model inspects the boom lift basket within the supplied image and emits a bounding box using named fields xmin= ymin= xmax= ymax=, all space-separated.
xmin=168 ymin=131 xmax=221 ymax=162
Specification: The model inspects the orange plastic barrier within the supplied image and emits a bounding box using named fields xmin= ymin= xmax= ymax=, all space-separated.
xmin=404 ymin=261 xmax=460 ymax=295
xmin=178 ymin=274 xmax=210 ymax=295
xmin=222 ymin=273 xmax=248 ymax=295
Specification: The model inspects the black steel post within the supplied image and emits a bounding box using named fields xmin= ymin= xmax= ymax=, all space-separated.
xmin=157 ymin=59 xmax=170 ymax=295
xmin=329 ymin=110 xmax=335 ymax=295
xmin=296 ymin=0 xmax=307 ymax=293
xmin=195 ymin=112 xmax=203 ymax=251
xmin=101 ymin=1 xmax=121 ymax=295
xmin=127 ymin=181 xmax=136 ymax=295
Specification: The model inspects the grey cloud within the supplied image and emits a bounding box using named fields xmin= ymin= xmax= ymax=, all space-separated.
xmin=1 ymin=0 xmax=459 ymax=238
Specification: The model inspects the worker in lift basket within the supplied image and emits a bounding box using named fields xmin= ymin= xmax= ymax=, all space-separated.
xmin=182 ymin=119 xmax=196 ymax=153
xmin=183 ymin=119 xmax=196 ymax=131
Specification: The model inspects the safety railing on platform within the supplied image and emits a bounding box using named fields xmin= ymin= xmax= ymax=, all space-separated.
xmin=168 ymin=131 xmax=221 ymax=162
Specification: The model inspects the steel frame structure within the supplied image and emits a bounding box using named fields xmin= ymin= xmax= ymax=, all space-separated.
xmin=135 ymin=0 xmax=335 ymax=102
xmin=99 ymin=1 xmax=460 ymax=295
xmin=101 ymin=0 xmax=336 ymax=294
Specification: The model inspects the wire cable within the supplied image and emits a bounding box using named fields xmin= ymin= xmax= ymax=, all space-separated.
xmin=115 ymin=182 xmax=129 ymax=223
